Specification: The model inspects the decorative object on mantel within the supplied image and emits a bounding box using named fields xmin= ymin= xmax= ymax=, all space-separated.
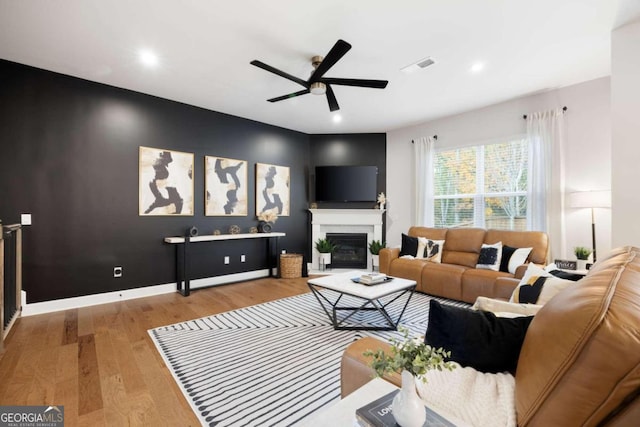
xmin=257 ymin=209 xmax=279 ymax=233
xmin=213 ymin=229 xmax=221 ymax=236
xmin=309 ymin=202 xmax=318 ymax=209
xmin=574 ymin=246 xmax=592 ymax=271
xmin=315 ymin=238 xmax=337 ymax=271
xmin=364 ymin=326 xmax=456 ymax=427
xmin=249 ymin=226 xmax=258 ymax=234
xmin=229 ymin=224 xmax=241 ymax=235
xmin=187 ymin=226 xmax=198 ymax=238
xmin=377 ymin=192 xmax=387 ymax=210
xmin=368 ymin=239 xmax=386 ymax=272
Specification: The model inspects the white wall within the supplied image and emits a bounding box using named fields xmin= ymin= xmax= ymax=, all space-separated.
xmin=386 ymin=77 xmax=612 ymax=260
xmin=612 ymin=20 xmax=640 ymax=248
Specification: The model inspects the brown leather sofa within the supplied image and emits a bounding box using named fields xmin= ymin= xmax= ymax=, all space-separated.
xmin=380 ymin=227 xmax=549 ymax=303
xmin=342 ymin=246 xmax=640 ymax=426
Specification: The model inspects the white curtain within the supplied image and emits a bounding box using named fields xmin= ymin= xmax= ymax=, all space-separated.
xmin=526 ymin=108 xmax=566 ymax=261
xmin=414 ymin=136 xmax=435 ymax=226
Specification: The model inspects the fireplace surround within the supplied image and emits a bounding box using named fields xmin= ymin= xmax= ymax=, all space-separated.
xmin=309 ymin=209 xmax=384 ymax=271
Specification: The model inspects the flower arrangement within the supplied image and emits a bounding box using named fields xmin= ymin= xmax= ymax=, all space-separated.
xmin=377 ymin=192 xmax=387 ymax=207
xmin=257 ymin=209 xmax=279 ymax=223
xmin=364 ymin=326 xmax=456 ymax=382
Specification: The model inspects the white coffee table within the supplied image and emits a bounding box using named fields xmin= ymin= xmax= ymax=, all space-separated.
xmin=307 ymin=271 xmax=416 ymax=330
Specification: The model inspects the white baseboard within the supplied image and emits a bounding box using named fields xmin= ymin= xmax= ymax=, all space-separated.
xmin=21 ymin=269 xmax=272 ymax=317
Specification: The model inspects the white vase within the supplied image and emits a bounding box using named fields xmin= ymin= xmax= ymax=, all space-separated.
xmin=319 ymin=253 xmax=331 ymax=271
xmin=379 ymin=202 xmax=385 ymax=210
xmin=392 ymin=370 xmax=426 ymax=427
xmin=577 ymin=259 xmax=588 ymax=271
xmin=371 ymin=254 xmax=379 ymax=271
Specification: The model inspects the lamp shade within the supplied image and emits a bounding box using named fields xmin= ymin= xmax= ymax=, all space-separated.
xmin=568 ymin=190 xmax=611 ymax=208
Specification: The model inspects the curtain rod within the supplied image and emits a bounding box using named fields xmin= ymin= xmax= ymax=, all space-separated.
xmin=411 ymin=135 xmax=438 ymax=143
xmin=523 ymin=106 xmax=567 ymax=120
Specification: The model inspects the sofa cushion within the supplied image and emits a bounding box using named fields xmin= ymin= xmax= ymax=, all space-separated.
xmin=485 ymin=229 xmax=548 ymax=265
xmin=421 ymin=262 xmax=468 ymax=300
xmin=509 ymin=263 xmax=574 ymax=305
xmin=515 ymin=246 xmax=640 ymax=426
xmin=441 ymin=228 xmax=486 ymax=268
xmin=418 ymin=237 xmax=445 ymax=263
xmin=499 ymin=245 xmax=532 ymax=274
xmin=399 ymin=233 xmax=419 ymax=257
xmin=476 ymin=242 xmax=503 ymax=271
xmin=425 ymin=299 xmax=533 ymax=374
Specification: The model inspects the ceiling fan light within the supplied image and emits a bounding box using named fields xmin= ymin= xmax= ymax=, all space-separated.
xmin=310 ymin=82 xmax=326 ymax=95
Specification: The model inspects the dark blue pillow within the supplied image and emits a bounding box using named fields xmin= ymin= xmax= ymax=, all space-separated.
xmin=425 ymin=299 xmax=533 ymax=374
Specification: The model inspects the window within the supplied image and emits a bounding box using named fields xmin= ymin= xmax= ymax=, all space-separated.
xmin=434 ymin=139 xmax=528 ymax=230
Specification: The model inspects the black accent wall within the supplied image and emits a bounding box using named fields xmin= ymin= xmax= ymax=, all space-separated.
xmin=0 ymin=60 xmax=387 ymax=303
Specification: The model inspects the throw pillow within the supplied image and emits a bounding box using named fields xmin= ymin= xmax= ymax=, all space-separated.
xmin=476 ymin=242 xmax=503 ymax=271
xmin=472 ymin=296 xmax=543 ymax=317
xmin=425 ymin=239 xmax=445 ymax=263
xmin=509 ymin=263 xmax=575 ymax=304
xmin=499 ymin=245 xmax=533 ymax=274
xmin=399 ymin=233 xmax=419 ymax=257
xmin=425 ymin=299 xmax=533 ymax=374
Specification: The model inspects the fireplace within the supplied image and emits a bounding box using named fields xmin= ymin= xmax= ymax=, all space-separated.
xmin=309 ymin=209 xmax=385 ymax=271
xmin=327 ymin=233 xmax=368 ymax=269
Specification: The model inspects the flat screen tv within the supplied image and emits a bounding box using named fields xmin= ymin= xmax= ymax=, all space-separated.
xmin=315 ymin=165 xmax=378 ymax=202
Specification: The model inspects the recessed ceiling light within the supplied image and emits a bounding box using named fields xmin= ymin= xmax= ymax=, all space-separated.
xmin=139 ymin=49 xmax=159 ymax=67
xmin=333 ymin=114 xmax=342 ymax=123
xmin=470 ymin=62 xmax=484 ymax=73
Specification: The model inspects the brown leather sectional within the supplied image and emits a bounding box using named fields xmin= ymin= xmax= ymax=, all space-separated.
xmin=342 ymin=246 xmax=640 ymax=426
xmin=380 ymin=227 xmax=549 ymax=303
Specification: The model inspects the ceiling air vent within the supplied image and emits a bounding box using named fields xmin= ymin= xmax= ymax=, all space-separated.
xmin=401 ymin=56 xmax=436 ymax=73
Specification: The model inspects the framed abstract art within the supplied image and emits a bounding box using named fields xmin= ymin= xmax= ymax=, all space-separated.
xmin=139 ymin=146 xmax=194 ymax=216
xmin=256 ymin=163 xmax=290 ymax=217
xmin=205 ymin=156 xmax=248 ymax=216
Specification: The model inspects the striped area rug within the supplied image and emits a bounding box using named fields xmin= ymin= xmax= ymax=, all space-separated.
xmin=149 ymin=291 xmax=468 ymax=426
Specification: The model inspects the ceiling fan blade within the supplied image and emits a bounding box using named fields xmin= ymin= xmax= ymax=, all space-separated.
xmin=267 ymin=89 xmax=311 ymax=103
xmin=309 ymin=39 xmax=352 ymax=82
xmin=325 ymin=85 xmax=340 ymax=112
xmin=250 ymin=60 xmax=309 ymax=88
xmin=321 ymin=78 xmax=388 ymax=89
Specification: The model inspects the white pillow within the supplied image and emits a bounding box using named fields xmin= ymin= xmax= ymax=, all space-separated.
xmin=506 ymin=247 xmax=532 ymax=274
xmin=509 ymin=263 xmax=574 ymax=304
xmin=476 ymin=242 xmax=503 ymax=271
xmin=416 ymin=237 xmax=445 ymax=263
xmin=473 ymin=296 xmax=543 ymax=317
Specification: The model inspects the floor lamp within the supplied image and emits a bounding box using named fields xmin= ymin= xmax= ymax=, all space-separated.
xmin=568 ymin=190 xmax=611 ymax=262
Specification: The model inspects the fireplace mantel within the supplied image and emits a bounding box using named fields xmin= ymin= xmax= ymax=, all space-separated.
xmin=309 ymin=209 xmax=384 ymax=271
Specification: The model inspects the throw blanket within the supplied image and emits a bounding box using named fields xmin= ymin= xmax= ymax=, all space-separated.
xmin=417 ymin=363 xmax=516 ymax=427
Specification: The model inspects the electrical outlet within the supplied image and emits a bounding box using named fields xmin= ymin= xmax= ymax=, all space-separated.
xmin=241 ymin=254 xmax=246 ymax=263
xmin=224 ymin=256 xmax=230 ymax=265
xmin=113 ymin=266 xmax=123 ymax=278
xmin=281 ymin=249 xmax=286 ymax=254
xmin=21 ymin=213 xmax=32 ymax=225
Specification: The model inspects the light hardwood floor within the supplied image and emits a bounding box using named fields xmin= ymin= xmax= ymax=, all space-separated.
xmin=0 ymin=277 xmax=312 ymax=426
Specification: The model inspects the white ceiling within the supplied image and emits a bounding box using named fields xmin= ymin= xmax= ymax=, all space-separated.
xmin=1 ymin=0 xmax=639 ymax=134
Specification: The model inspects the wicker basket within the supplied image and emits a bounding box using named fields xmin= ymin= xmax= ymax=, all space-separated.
xmin=280 ymin=253 xmax=303 ymax=279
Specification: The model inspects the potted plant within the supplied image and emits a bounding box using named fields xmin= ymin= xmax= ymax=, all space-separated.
xmin=369 ymin=240 xmax=385 ymax=271
xmin=364 ymin=327 xmax=456 ymax=427
xmin=574 ymin=246 xmax=592 ymax=270
xmin=315 ymin=238 xmax=337 ymax=271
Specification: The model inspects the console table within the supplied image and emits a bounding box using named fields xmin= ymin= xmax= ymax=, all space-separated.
xmin=164 ymin=232 xmax=285 ymax=296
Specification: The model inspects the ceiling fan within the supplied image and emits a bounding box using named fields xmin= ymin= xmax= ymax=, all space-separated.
xmin=250 ymin=39 xmax=388 ymax=112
